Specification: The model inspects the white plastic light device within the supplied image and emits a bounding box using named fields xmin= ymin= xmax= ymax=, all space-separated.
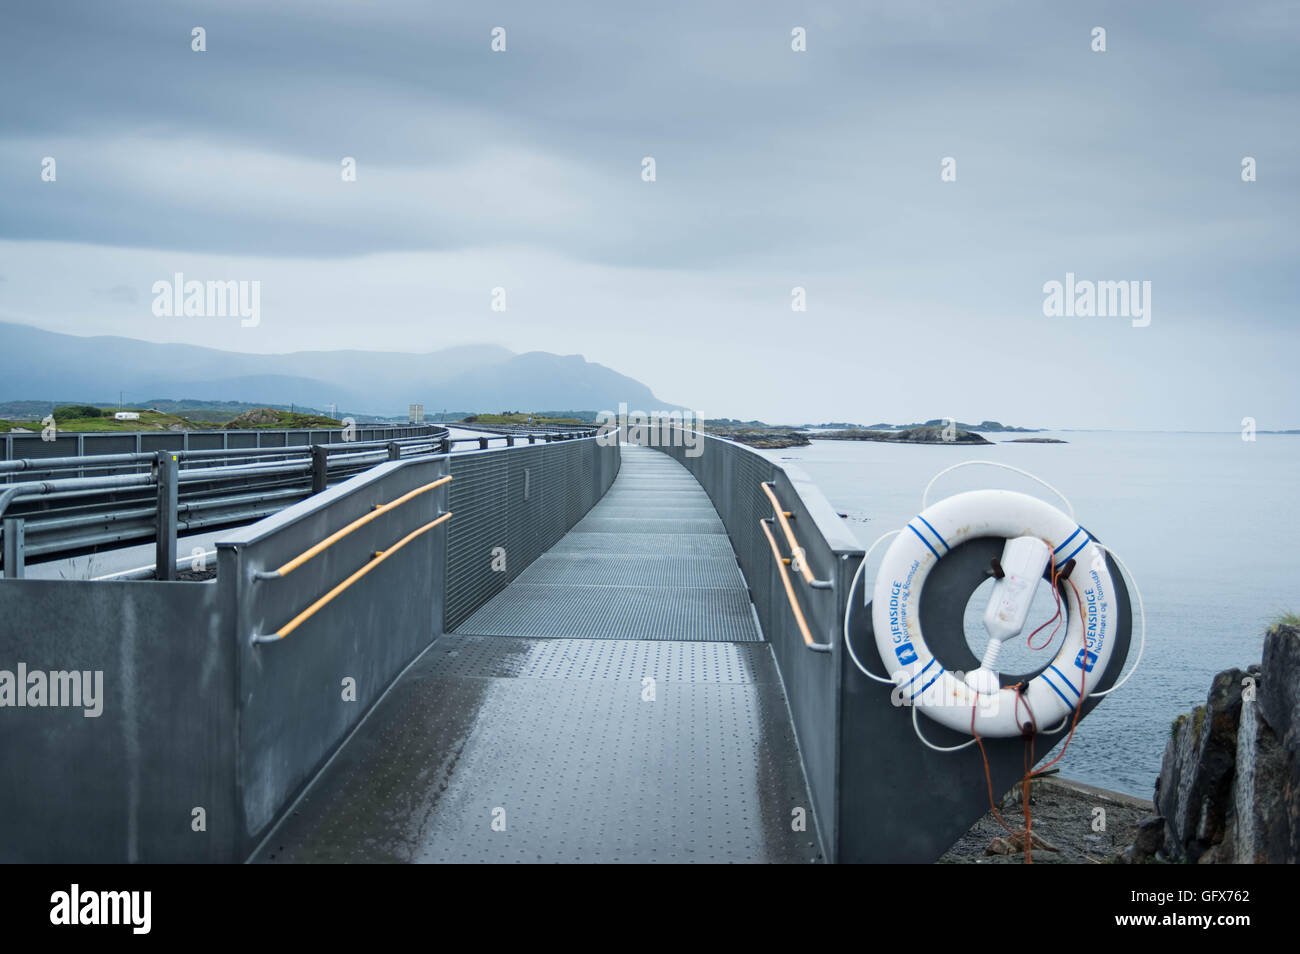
xmin=964 ymin=535 xmax=1052 ymax=696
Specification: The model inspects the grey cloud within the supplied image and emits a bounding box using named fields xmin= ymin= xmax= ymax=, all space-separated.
xmin=0 ymin=0 xmax=1295 ymax=427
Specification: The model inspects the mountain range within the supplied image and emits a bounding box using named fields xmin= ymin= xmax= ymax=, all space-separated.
xmin=0 ymin=321 xmax=678 ymax=416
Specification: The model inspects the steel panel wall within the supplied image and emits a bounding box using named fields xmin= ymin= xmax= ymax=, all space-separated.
xmin=0 ymin=578 xmax=236 ymax=862
xmin=218 ymin=455 xmax=450 ymax=853
xmin=443 ymin=437 xmax=619 ymax=632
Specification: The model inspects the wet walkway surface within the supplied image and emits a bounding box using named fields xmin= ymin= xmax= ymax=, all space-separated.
xmin=254 ymin=446 xmax=821 ymax=863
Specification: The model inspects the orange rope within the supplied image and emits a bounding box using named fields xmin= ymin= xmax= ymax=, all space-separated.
xmin=974 ymin=550 xmax=1090 ymax=863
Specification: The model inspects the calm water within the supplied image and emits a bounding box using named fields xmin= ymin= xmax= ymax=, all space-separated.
xmin=759 ymin=431 xmax=1299 ymax=798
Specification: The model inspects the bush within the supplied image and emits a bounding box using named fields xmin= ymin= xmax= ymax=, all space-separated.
xmin=52 ymin=405 xmax=104 ymax=421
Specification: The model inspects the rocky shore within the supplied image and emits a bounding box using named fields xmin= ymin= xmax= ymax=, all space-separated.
xmin=940 ymin=776 xmax=1152 ymax=863
xmin=944 ymin=624 xmax=1300 ymax=864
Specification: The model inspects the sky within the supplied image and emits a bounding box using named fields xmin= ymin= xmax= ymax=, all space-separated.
xmin=1 ymin=0 xmax=1296 ymax=429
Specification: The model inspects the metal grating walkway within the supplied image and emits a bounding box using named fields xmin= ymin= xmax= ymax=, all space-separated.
xmin=255 ymin=637 xmax=821 ymax=863
xmin=454 ymin=444 xmax=761 ymax=641
xmin=253 ymin=445 xmax=822 ymax=863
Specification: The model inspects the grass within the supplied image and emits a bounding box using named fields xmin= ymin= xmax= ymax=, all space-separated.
xmin=1170 ymin=713 xmax=1187 ymax=740
xmin=0 ymin=409 xmax=202 ymax=432
xmin=222 ymin=409 xmax=343 ymax=429
xmin=1272 ymin=611 xmax=1300 ymax=628
xmin=461 ymin=412 xmax=587 ymax=426
xmin=0 ymin=405 xmax=349 ymax=433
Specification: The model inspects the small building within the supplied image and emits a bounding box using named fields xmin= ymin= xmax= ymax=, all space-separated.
xmin=114 ymin=411 xmax=141 ymax=421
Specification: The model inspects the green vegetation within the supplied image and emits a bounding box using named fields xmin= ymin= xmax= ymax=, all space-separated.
xmin=1170 ymin=713 xmax=1188 ymax=741
xmin=1272 ymin=611 xmax=1300 ymax=629
xmin=52 ymin=404 xmax=105 ymax=421
xmin=0 ymin=408 xmax=203 ymax=432
xmin=222 ymin=408 xmax=343 ymax=429
xmin=460 ymin=412 xmax=588 ymax=426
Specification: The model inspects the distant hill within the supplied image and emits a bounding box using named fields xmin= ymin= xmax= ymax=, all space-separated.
xmin=0 ymin=321 xmax=679 ymax=417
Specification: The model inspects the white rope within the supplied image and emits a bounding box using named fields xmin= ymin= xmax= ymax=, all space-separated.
xmin=912 ymin=698 xmax=978 ymax=752
xmin=921 ymin=460 xmax=1075 ymax=519
xmin=843 ymin=530 xmax=900 ymax=684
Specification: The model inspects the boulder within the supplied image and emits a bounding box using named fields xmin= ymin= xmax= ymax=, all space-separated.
xmin=1151 ymin=626 xmax=1300 ymax=863
xmin=1156 ymin=668 xmax=1247 ymax=860
xmin=1260 ymin=625 xmax=1300 ymax=753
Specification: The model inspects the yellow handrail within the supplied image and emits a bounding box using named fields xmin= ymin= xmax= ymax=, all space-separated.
xmin=761 ymin=481 xmax=815 ymax=584
xmin=261 ymin=474 xmax=451 ymax=579
xmin=760 ymin=517 xmax=825 ymax=651
xmin=258 ymin=511 xmax=452 ymax=642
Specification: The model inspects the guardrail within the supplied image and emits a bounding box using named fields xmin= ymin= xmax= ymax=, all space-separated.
xmin=0 ymin=432 xmax=451 ymax=575
xmin=0 ymin=427 xmax=597 ymax=576
xmin=0 ymin=422 xmax=445 ymax=466
xmin=454 ymin=422 xmax=596 ymax=437
xmin=760 ymin=480 xmax=836 ymax=653
xmin=251 ymin=475 xmax=453 ymax=642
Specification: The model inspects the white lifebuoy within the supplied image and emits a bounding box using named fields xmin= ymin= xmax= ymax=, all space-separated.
xmin=871 ymin=490 xmax=1119 ymax=738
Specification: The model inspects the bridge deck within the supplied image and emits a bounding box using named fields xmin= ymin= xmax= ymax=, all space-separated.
xmin=255 ymin=446 xmax=822 ymax=863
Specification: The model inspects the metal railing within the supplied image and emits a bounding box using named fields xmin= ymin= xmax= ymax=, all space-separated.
xmin=250 ymin=474 xmax=453 ymax=642
xmin=0 ymin=428 xmax=596 ymax=576
xmin=0 ymin=422 xmax=446 ymax=467
xmin=254 ymin=475 xmax=453 ymax=581
xmin=0 ymin=437 xmax=444 ymax=576
xmin=759 ymin=480 xmax=834 ymax=653
xmin=252 ymin=499 xmax=453 ymax=644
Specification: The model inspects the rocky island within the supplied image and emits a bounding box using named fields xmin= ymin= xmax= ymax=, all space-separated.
xmin=700 ymin=419 xmax=810 ymax=448
xmin=819 ymin=424 xmax=992 ymax=445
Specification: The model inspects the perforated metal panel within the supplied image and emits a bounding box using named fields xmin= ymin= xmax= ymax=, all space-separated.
xmin=444 ymin=440 xmax=618 ymax=631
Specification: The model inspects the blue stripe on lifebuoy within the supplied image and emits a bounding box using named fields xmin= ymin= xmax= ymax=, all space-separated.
xmin=1040 ymin=669 xmax=1077 ymax=712
xmin=1059 ymin=534 xmax=1091 ymax=567
xmin=911 ymin=667 xmax=944 ymax=701
xmin=902 ymin=656 xmax=936 ymax=689
xmin=1054 ymin=527 xmax=1081 ymax=554
xmin=1049 ymin=664 xmax=1080 ymax=698
xmin=916 ymin=515 xmax=950 ymax=552
xmin=907 ymin=523 xmax=943 ymax=561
